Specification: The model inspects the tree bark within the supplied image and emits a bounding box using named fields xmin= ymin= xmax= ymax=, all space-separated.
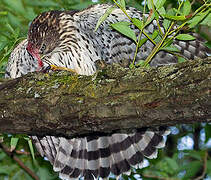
xmin=0 ymin=58 xmax=210 ymax=138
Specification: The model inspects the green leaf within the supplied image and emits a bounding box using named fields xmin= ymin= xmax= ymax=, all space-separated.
xmin=26 ymin=0 xmax=59 ymax=8
xmin=200 ymin=12 xmax=211 ymax=27
xmin=95 ymin=6 xmax=115 ymax=31
xmin=163 ymin=9 xmax=174 ymax=31
xmin=3 ymin=0 xmax=25 ymax=14
xmin=0 ymin=11 xmax=8 ymax=15
xmin=1 ymin=44 xmax=16 ymax=59
xmin=111 ymin=21 xmax=130 ymax=26
xmin=182 ymin=161 xmax=201 ymax=178
xmin=7 ymin=13 xmax=21 ymax=27
xmin=118 ymin=0 xmax=126 ymax=10
xmin=132 ymin=18 xmax=144 ymax=30
xmin=0 ymin=151 xmax=6 ymax=161
xmin=162 ymin=14 xmax=186 ymax=20
xmin=147 ymin=0 xmax=154 ymax=10
xmin=5 ymin=23 xmax=15 ymax=34
xmin=65 ymin=1 xmax=95 ymax=10
xmin=165 ymin=157 xmax=179 ymax=171
xmin=11 ymin=28 xmax=20 ymax=40
xmin=129 ymin=63 xmax=135 ymax=69
xmin=161 ymin=44 xmax=180 ymax=52
xmin=173 ymin=8 xmax=182 ymax=15
xmin=155 ymin=0 xmax=166 ymax=9
xmin=188 ymin=10 xmax=210 ymax=28
xmin=153 ymin=33 xmax=162 ymax=43
xmin=175 ymin=34 xmax=196 ymax=40
xmin=157 ymin=7 xmax=166 ymax=15
xmin=207 ymin=160 xmax=211 ymax=177
xmin=154 ymin=11 xmax=160 ymax=20
xmin=25 ymin=7 xmax=37 ymax=21
xmin=138 ymin=38 xmax=147 ymax=48
xmin=147 ymin=0 xmax=164 ymax=10
xmin=151 ymin=30 xmax=159 ymax=39
xmin=138 ymin=30 xmax=158 ymax=48
xmin=10 ymin=137 xmax=19 ymax=151
xmin=178 ymin=57 xmax=186 ymax=63
xmin=182 ymin=0 xmax=191 ymax=16
xmin=28 ymin=139 xmax=35 ymax=161
xmin=205 ymin=124 xmax=211 ymax=143
xmin=0 ymin=164 xmax=17 ymax=175
xmin=135 ymin=60 xmax=145 ymax=67
xmin=36 ymin=165 xmax=59 ymax=180
xmin=183 ymin=150 xmax=203 ymax=160
xmin=205 ymin=41 xmax=211 ymax=49
xmin=111 ymin=21 xmax=137 ymax=42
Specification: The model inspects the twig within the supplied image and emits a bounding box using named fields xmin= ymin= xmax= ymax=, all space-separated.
xmin=0 ymin=142 xmax=40 ymax=180
xmin=14 ymin=149 xmax=39 ymax=156
xmin=193 ymin=151 xmax=208 ymax=180
xmin=15 ymin=149 xmax=31 ymax=155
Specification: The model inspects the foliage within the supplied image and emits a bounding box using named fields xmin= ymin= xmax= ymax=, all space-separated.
xmin=97 ymin=0 xmax=210 ymax=68
xmin=0 ymin=135 xmax=59 ymax=180
xmin=0 ymin=0 xmax=210 ymax=180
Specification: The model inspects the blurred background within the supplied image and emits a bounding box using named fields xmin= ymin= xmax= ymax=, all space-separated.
xmin=0 ymin=0 xmax=210 ymax=179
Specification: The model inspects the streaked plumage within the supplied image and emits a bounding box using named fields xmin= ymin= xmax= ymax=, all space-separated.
xmin=5 ymin=4 xmax=210 ymax=180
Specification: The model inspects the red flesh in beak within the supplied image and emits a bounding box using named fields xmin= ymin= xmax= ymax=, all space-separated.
xmin=26 ymin=42 xmax=44 ymax=70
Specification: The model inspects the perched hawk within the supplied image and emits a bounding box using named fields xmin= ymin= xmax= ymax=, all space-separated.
xmin=5 ymin=4 xmax=209 ymax=180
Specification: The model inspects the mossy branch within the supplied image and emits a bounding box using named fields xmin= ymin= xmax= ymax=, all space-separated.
xmin=0 ymin=58 xmax=210 ymax=138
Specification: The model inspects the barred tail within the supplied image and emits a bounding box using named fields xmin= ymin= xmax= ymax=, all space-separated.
xmin=31 ymin=127 xmax=170 ymax=180
xmin=173 ymin=33 xmax=210 ymax=60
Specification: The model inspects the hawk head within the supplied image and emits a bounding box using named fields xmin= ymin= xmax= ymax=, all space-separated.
xmin=27 ymin=11 xmax=61 ymax=69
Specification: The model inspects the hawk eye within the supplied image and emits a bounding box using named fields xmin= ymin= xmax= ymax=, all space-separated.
xmin=40 ymin=44 xmax=46 ymax=54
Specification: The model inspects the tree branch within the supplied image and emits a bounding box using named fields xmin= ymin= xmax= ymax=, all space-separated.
xmin=0 ymin=58 xmax=210 ymax=138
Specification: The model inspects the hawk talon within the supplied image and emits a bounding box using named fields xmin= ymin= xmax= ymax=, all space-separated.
xmin=50 ymin=65 xmax=77 ymax=74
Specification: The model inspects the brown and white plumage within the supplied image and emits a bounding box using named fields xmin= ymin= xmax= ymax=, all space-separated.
xmin=5 ymin=4 xmax=210 ymax=180
xmin=26 ymin=4 xmax=209 ymax=73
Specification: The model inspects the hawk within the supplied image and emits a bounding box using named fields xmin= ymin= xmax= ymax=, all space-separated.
xmin=5 ymin=4 xmax=210 ymax=180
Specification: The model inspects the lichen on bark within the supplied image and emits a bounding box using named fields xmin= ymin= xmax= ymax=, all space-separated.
xmin=0 ymin=58 xmax=210 ymax=138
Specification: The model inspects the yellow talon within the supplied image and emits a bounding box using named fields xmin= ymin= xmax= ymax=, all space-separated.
xmin=50 ymin=65 xmax=77 ymax=74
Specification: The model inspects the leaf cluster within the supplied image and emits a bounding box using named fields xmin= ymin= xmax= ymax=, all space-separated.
xmin=96 ymin=0 xmax=210 ymax=68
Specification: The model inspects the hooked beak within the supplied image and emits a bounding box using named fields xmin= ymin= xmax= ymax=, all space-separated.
xmin=26 ymin=42 xmax=44 ymax=70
